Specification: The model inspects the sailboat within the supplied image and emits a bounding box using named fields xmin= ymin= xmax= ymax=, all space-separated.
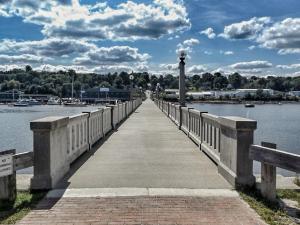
xmin=63 ymin=76 xmax=86 ymax=107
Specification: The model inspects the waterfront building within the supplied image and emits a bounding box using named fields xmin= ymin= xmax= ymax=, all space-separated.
xmin=82 ymin=87 xmax=131 ymax=103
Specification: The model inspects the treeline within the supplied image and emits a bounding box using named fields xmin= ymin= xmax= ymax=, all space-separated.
xmin=0 ymin=66 xmax=300 ymax=97
xmin=156 ymin=72 xmax=300 ymax=92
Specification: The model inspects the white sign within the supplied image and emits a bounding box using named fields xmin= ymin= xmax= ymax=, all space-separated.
xmin=100 ymin=88 xmax=109 ymax=92
xmin=0 ymin=154 xmax=13 ymax=177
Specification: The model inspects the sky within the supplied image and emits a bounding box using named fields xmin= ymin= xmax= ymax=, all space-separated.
xmin=0 ymin=0 xmax=300 ymax=76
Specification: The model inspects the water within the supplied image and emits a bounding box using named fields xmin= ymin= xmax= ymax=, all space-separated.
xmin=189 ymin=103 xmax=300 ymax=176
xmin=0 ymin=104 xmax=100 ymax=173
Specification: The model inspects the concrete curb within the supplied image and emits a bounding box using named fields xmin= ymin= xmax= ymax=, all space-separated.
xmin=46 ymin=188 xmax=239 ymax=198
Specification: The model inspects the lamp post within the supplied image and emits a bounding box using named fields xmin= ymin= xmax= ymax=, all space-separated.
xmin=179 ymin=51 xmax=186 ymax=106
xmin=129 ymin=74 xmax=134 ymax=100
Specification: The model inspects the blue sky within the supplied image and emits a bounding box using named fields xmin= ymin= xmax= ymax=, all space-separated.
xmin=0 ymin=0 xmax=300 ymax=76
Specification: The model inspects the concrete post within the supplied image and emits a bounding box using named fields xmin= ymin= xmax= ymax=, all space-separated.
xmin=0 ymin=149 xmax=16 ymax=204
xmin=261 ymin=142 xmax=277 ymax=201
xmin=30 ymin=116 xmax=69 ymax=190
xmin=218 ymin=116 xmax=257 ymax=187
xmin=179 ymin=53 xmax=186 ymax=107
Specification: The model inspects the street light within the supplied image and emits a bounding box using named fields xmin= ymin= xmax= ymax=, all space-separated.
xmin=179 ymin=51 xmax=186 ymax=106
xmin=129 ymin=73 xmax=134 ymax=100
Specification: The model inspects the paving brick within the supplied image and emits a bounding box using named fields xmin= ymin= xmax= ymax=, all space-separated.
xmin=16 ymin=196 xmax=266 ymax=225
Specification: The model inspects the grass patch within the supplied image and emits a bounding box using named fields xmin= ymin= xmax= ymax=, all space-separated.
xmin=0 ymin=191 xmax=46 ymax=224
xmin=239 ymin=187 xmax=297 ymax=225
xmin=277 ymin=189 xmax=300 ymax=206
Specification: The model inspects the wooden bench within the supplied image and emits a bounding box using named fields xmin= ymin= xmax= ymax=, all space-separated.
xmin=249 ymin=142 xmax=300 ymax=201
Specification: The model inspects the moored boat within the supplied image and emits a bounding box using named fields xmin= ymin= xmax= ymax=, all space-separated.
xmin=244 ymin=103 xmax=255 ymax=108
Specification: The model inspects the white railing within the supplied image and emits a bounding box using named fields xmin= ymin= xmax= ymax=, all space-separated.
xmin=67 ymin=113 xmax=89 ymax=163
xmin=201 ymin=113 xmax=221 ymax=163
xmin=88 ymin=109 xmax=104 ymax=147
xmin=31 ymin=98 xmax=142 ymax=189
xmin=153 ymin=99 xmax=257 ymax=188
xmin=181 ymin=107 xmax=189 ymax=134
xmin=103 ymin=107 xmax=112 ymax=135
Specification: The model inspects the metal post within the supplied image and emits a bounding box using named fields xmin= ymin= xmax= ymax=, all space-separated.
xmin=179 ymin=52 xmax=186 ymax=106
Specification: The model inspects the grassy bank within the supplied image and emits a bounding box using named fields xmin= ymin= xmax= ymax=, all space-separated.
xmin=0 ymin=191 xmax=46 ymax=224
xmin=240 ymin=188 xmax=300 ymax=225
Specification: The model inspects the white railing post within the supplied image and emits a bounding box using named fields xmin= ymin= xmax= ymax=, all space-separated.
xmin=30 ymin=117 xmax=69 ymax=190
xmin=218 ymin=116 xmax=257 ymax=187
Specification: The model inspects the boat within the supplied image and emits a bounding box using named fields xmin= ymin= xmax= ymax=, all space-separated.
xmin=63 ymin=99 xmax=86 ymax=107
xmin=63 ymin=77 xmax=86 ymax=107
xmin=47 ymin=98 xmax=61 ymax=105
xmin=244 ymin=103 xmax=255 ymax=108
xmin=27 ymin=98 xmax=42 ymax=105
xmin=13 ymin=99 xmax=29 ymax=107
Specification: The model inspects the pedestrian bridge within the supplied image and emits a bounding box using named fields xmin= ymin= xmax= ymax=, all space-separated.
xmin=56 ymin=99 xmax=230 ymax=189
xmin=30 ymin=97 xmax=257 ymax=191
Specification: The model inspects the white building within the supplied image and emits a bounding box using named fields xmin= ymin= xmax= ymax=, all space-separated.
xmin=288 ymin=91 xmax=300 ymax=97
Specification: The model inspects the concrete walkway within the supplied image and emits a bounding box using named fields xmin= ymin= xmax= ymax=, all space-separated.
xmin=17 ymin=99 xmax=267 ymax=225
xmin=56 ymin=99 xmax=230 ymax=189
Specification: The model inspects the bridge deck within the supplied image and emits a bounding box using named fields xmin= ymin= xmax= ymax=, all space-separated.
xmin=56 ymin=99 xmax=231 ymax=189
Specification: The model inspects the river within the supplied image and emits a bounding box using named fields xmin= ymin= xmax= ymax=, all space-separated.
xmin=189 ymin=103 xmax=300 ymax=176
xmin=0 ymin=103 xmax=299 ymax=176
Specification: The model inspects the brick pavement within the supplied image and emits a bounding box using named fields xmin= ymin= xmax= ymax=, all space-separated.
xmin=17 ymin=196 xmax=266 ymax=225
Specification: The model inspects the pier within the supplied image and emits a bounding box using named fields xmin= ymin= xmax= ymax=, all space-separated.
xmin=1 ymin=97 xmax=299 ymax=225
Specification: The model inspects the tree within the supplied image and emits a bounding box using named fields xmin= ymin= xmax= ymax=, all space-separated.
xmin=228 ymin=73 xmax=242 ymax=89
xmin=114 ymin=76 xmax=124 ymax=89
xmin=25 ymin=65 xmax=32 ymax=73
xmin=99 ymin=81 xmax=111 ymax=88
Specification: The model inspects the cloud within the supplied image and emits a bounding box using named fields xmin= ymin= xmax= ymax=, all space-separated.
xmin=159 ymin=63 xmax=178 ymax=71
xmin=1 ymin=0 xmax=190 ymax=41
xmin=176 ymin=38 xmax=199 ymax=57
xmin=276 ymin=64 xmax=300 ymax=69
xmin=220 ymin=50 xmax=234 ymax=55
xmin=200 ymin=27 xmax=216 ymax=39
xmin=187 ymin=65 xmax=207 ymax=74
xmin=230 ymin=60 xmax=272 ymax=70
xmin=93 ymin=65 xmax=133 ymax=74
xmin=0 ymin=38 xmax=95 ymax=57
xmin=34 ymin=64 xmax=90 ymax=73
xmin=220 ymin=17 xmax=271 ymax=40
xmin=183 ymin=38 xmax=200 ymax=46
xmin=256 ymin=18 xmax=300 ymax=55
xmin=248 ymin=45 xmax=256 ymax=50
xmin=0 ymin=54 xmax=45 ymax=64
xmin=204 ymin=50 xmax=212 ymax=55
xmin=73 ymin=46 xmax=150 ymax=66
xmin=0 ymin=64 xmax=25 ymax=71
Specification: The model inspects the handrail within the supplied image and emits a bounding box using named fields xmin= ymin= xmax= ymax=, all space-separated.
xmin=250 ymin=144 xmax=300 ymax=173
xmin=249 ymin=142 xmax=300 ymax=201
xmin=153 ymin=98 xmax=257 ymax=188
xmin=30 ymin=98 xmax=143 ymax=190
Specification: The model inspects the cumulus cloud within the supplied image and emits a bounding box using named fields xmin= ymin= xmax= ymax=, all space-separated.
xmin=0 ymin=64 xmax=25 ymax=71
xmin=73 ymin=46 xmax=150 ymax=66
xmin=34 ymin=64 xmax=90 ymax=73
xmin=176 ymin=38 xmax=199 ymax=56
xmin=220 ymin=17 xmax=271 ymax=40
xmin=256 ymin=18 xmax=300 ymax=55
xmin=1 ymin=0 xmax=190 ymax=41
xmin=230 ymin=60 xmax=272 ymax=70
xmin=92 ymin=65 xmax=133 ymax=74
xmin=0 ymin=54 xmax=45 ymax=64
xmin=0 ymin=38 xmax=95 ymax=57
xmin=220 ymin=50 xmax=234 ymax=55
xmin=276 ymin=64 xmax=300 ymax=69
xmin=183 ymin=38 xmax=200 ymax=46
xmin=200 ymin=27 xmax=216 ymax=39
xmin=187 ymin=65 xmax=207 ymax=74
xmin=159 ymin=63 xmax=178 ymax=71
